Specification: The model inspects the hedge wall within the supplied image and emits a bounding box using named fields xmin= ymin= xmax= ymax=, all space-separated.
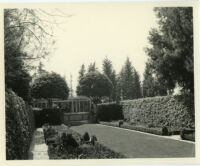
xmin=97 ymin=103 xmax=123 ymax=121
xmin=34 ymin=108 xmax=64 ymax=127
xmin=6 ymin=89 xmax=35 ymax=160
xmin=121 ymin=95 xmax=194 ymax=130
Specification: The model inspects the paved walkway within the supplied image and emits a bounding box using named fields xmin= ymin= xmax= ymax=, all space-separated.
xmin=28 ymin=128 xmax=49 ymax=160
xmin=71 ymin=124 xmax=195 ymax=158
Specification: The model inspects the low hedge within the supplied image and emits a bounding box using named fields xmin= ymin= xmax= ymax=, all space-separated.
xmin=121 ymin=95 xmax=194 ymax=130
xmin=100 ymin=121 xmax=163 ymax=135
xmin=180 ymin=129 xmax=195 ymax=142
xmin=6 ymin=89 xmax=35 ymax=160
xmin=96 ymin=103 xmax=123 ymax=121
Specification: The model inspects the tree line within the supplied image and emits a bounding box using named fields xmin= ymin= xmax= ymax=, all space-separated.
xmin=76 ymin=57 xmax=143 ymax=103
xmin=5 ymin=7 xmax=193 ymax=104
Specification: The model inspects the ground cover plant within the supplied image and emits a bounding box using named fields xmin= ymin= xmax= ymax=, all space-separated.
xmin=43 ymin=124 xmax=125 ymax=159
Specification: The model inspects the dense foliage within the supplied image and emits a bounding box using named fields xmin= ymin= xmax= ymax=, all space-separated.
xmin=76 ymin=71 xmax=113 ymax=104
xmin=97 ymin=103 xmax=123 ymax=121
xmin=121 ymin=95 xmax=194 ymax=130
xmin=34 ymin=109 xmax=64 ymax=127
xmin=6 ymin=89 xmax=35 ymax=159
xmin=31 ymin=72 xmax=69 ymax=100
xmin=146 ymin=7 xmax=193 ymax=93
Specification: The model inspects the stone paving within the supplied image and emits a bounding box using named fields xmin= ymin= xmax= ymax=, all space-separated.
xmin=28 ymin=128 xmax=49 ymax=160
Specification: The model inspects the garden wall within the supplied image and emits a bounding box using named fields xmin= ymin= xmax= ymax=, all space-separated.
xmin=121 ymin=95 xmax=194 ymax=130
xmin=6 ymin=89 xmax=35 ymax=160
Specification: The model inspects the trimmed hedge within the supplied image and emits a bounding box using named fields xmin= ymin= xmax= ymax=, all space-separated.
xmin=6 ymin=89 xmax=35 ymax=160
xmin=121 ymin=95 xmax=194 ymax=130
xmin=34 ymin=108 xmax=64 ymax=127
xmin=180 ymin=129 xmax=195 ymax=142
xmin=100 ymin=121 xmax=163 ymax=135
xmin=96 ymin=103 xmax=123 ymax=121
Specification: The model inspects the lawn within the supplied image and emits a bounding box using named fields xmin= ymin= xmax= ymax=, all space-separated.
xmin=71 ymin=124 xmax=195 ymax=158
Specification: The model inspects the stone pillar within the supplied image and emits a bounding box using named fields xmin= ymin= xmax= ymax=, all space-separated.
xmin=71 ymin=101 xmax=74 ymax=112
xmin=79 ymin=100 xmax=81 ymax=112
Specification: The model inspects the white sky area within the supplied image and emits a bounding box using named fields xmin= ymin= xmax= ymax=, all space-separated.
xmin=41 ymin=3 xmax=158 ymax=94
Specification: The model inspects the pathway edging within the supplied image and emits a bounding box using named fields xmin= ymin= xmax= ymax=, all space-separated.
xmin=28 ymin=128 xmax=49 ymax=160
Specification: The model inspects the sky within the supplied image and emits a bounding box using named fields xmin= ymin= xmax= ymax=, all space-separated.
xmin=41 ymin=3 xmax=158 ymax=95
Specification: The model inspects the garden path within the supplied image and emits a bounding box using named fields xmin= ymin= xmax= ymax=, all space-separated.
xmin=28 ymin=128 xmax=49 ymax=160
xmin=71 ymin=124 xmax=195 ymax=158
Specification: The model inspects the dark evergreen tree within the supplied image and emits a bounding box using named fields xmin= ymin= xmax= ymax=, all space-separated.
xmin=102 ymin=57 xmax=117 ymax=101
xmin=78 ymin=64 xmax=86 ymax=81
xmin=133 ymin=69 xmax=142 ymax=99
xmin=88 ymin=62 xmax=97 ymax=72
xmin=142 ymin=62 xmax=167 ymax=97
xmin=146 ymin=7 xmax=193 ymax=93
xmin=118 ymin=57 xmax=135 ymax=100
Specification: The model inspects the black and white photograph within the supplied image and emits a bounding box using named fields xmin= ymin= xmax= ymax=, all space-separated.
xmin=1 ymin=0 xmax=199 ymax=164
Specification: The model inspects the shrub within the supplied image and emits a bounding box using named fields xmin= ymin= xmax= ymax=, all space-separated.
xmin=6 ymin=89 xmax=35 ymax=160
xmin=61 ymin=133 xmax=79 ymax=149
xmin=180 ymin=129 xmax=195 ymax=141
xmin=119 ymin=120 xmax=123 ymax=127
xmin=161 ymin=126 xmax=169 ymax=136
xmin=83 ymin=132 xmax=90 ymax=142
xmin=90 ymin=135 xmax=98 ymax=145
xmin=97 ymin=103 xmax=123 ymax=121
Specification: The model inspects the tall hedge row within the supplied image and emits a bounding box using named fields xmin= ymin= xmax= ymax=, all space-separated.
xmin=6 ymin=89 xmax=35 ymax=160
xmin=97 ymin=103 xmax=123 ymax=121
xmin=121 ymin=95 xmax=194 ymax=130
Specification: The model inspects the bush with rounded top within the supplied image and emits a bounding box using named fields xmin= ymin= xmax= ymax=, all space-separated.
xmin=83 ymin=132 xmax=90 ymax=142
xmin=61 ymin=133 xmax=79 ymax=149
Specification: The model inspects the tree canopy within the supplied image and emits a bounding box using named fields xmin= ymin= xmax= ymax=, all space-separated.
xmin=146 ymin=7 xmax=193 ymax=93
xmin=31 ymin=72 xmax=69 ymax=99
xmin=76 ymin=71 xmax=113 ymax=104
xmin=4 ymin=9 xmax=59 ymax=101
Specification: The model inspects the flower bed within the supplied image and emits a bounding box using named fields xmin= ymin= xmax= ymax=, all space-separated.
xmin=43 ymin=124 xmax=125 ymax=159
